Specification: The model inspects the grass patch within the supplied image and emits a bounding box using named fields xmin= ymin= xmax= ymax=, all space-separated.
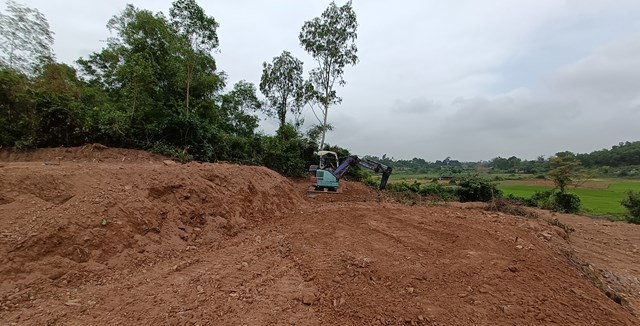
xmin=498 ymin=179 xmax=640 ymax=217
xmin=388 ymin=173 xmax=438 ymax=181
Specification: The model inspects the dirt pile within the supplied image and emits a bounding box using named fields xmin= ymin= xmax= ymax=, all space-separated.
xmin=0 ymin=153 xmax=303 ymax=287
xmin=0 ymin=147 xmax=638 ymax=325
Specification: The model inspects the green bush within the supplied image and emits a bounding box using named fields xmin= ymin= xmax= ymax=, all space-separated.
xmin=364 ymin=177 xmax=380 ymax=188
xmin=382 ymin=180 xmax=458 ymax=202
xmin=506 ymin=193 xmax=535 ymax=207
xmin=621 ymin=191 xmax=640 ymax=224
xmin=530 ymin=190 xmax=556 ymax=209
xmin=387 ymin=181 xmax=421 ymax=193
xmin=456 ymin=177 xmax=501 ymax=202
xmin=418 ymin=183 xmax=442 ymax=196
xmin=553 ymin=192 xmax=581 ymax=213
xmin=421 ymin=183 xmax=457 ymax=201
xmin=348 ymin=168 xmax=371 ymax=182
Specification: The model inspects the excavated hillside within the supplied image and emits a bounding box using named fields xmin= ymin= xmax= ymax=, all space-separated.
xmin=0 ymin=147 xmax=638 ymax=325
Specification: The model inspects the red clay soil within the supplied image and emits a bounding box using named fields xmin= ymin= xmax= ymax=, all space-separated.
xmin=0 ymin=147 xmax=638 ymax=325
xmin=548 ymin=211 xmax=640 ymax=317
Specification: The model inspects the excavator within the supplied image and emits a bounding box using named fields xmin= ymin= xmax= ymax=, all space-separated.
xmin=308 ymin=151 xmax=392 ymax=192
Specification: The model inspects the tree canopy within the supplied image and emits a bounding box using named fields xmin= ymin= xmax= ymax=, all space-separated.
xmin=0 ymin=0 xmax=54 ymax=75
xmin=260 ymin=51 xmax=306 ymax=129
xmin=299 ymin=0 xmax=358 ymax=149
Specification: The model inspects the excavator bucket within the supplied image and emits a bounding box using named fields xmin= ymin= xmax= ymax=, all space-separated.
xmin=378 ymin=167 xmax=393 ymax=190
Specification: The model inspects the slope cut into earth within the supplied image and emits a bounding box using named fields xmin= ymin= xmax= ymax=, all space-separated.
xmin=0 ymin=147 xmax=638 ymax=325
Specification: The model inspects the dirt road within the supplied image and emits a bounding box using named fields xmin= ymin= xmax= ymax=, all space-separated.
xmin=0 ymin=147 xmax=638 ymax=325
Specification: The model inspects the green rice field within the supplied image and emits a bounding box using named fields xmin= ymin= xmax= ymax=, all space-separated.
xmin=385 ymin=171 xmax=639 ymax=217
xmin=498 ymin=179 xmax=640 ymax=216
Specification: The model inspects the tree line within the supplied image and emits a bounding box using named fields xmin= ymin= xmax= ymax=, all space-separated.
xmin=367 ymin=141 xmax=640 ymax=176
xmin=0 ymin=0 xmax=359 ymax=176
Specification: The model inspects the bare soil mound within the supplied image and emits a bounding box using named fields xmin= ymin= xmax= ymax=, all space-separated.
xmin=0 ymin=147 xmax=637 ymax=325
xmin=0 ymin=157 xmax=303 ymax=306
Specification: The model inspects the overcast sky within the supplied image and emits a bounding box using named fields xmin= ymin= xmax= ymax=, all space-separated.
xmin=11 ymin=0 xmax=640 ymax=161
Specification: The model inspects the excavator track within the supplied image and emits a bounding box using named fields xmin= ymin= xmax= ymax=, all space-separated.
xmin=306 ymin=186 xmax=343 ymax=194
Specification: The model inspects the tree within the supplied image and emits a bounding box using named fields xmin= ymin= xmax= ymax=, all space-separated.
xmin=169 ymin=0 xmax=219 ymax=114
xmin=299 ymin=0 xmax=358 ymax=149
xmin=548 ymin=152 xmax=580 ymax=193
xmin=259 ymin=51 xmax=306 ymax=129
xmin=0 ymin=0 xmax=54 ymax=75
xmin=77 ymin=3 xmax=226 ymax=153
xmin=0 ymin=67 xmax=30 ymax=146
xmin=219 ymin=81 xmax=262 ymax=138
xmin=306 ymin=122 xmax=333 ymax=147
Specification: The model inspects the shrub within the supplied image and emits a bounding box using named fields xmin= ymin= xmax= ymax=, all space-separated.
xmin=553 ymin=192 xmax=581 ymax=214
xmin=456 ymin=177 xmax=501 ymax=202
xmin=621 ymin=191 xmax=640 ymax=224
xmin=418 ymin=183 xmax=457 ymax=201
xmin=488 ymin=198 xmax=538 ymax=219
xmin=364 ymin=177 xmax=380 ymax=188
xmin=387 ymin=181 xmax=421 ymax=193
xmin=348 ymin=168 xmax=371 ymax=182
xmin=506 ymin=194 xmax=535 ymax=207
xmin=418 ymin=183 xmax=442 ymax=196
xmin=530 ymin=190 xmax=556 ymax=209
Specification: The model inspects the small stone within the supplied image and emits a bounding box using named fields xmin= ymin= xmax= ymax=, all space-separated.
xmin=407 ymin=287 xmax=415 ymax=294
xmin=197 ymin=285 xmax=204 ymax=294
xmin=508 ymin=266 xmax=519 ymax=273
xmin=302 ymin=290 xmax=316 ymax=305
xmin=540 ymin=231 xmax=552 ymax=241
xmin=516 ymin=245 xmax=524 ymax=250
xmin=64 ymin=299 xmax=82 ymax=307
xmin=418 ymin=315 xmax=425 ymax=321
xmin=48 ymin=270 xmax=66 ymax=280
xmin=242 ymin=262 xmax=249 ymax=268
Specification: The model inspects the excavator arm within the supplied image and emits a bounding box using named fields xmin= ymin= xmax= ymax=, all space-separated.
xmin=333 ymin=155 xmax=393 ymax=190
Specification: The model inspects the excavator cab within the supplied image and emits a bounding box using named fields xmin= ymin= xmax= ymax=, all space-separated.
xmin=317 ymin=150 xmax=339 ymax=171
xmin=309 ymin=151 xmax=341 ymax=191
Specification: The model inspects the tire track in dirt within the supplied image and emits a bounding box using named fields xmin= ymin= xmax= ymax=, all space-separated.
xmin=274 ymin=201 xmax=637 ymax=325
xmin=550 ymin=212 xmax=640 ymax=319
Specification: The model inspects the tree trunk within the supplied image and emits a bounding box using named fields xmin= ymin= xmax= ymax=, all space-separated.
xmin=186 ymin=65 xmax=192 ymax=115
xmin=319 ymin=103 xmax=328 ymax=150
